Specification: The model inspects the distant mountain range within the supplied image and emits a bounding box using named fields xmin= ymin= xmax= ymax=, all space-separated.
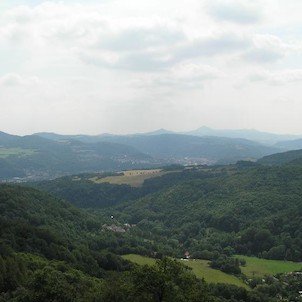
xmin=84 ymin=133 xmax=279 ymax=163
xmin=275 ymin=138 xmax=302 ymax=150
xmin=35 ymin=131 xmax=281 ymax=162
xmin=1 ymin=127 xmax=302 ymax=181
xmin=36 ymin=126 xmax=302 ymax=145
xmin=258 ymin=149 xmax=302 ymax=166
xmin=184 ymin=126 xmax=301 ymax=145
xmin=0 ymin=131 xmax=155 ymax=181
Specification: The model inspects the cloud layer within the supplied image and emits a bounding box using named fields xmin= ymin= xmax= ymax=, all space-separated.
xmin=0 ymin=0 xmax=302 ymax=135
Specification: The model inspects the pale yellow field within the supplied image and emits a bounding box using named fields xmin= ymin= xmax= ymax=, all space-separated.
xmin=90 ymin=169 xmax=165 ymax=187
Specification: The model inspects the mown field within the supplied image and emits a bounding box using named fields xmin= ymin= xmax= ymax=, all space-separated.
xmin=90 ymin=169 xmax=166 ymax=187
xmin=0 ymin=147 xmax=35 ymax=158
xmin=122 ymin=254 xmax=249 ymax=289
xmin=236 ymin=255 xmax=302 ymax=278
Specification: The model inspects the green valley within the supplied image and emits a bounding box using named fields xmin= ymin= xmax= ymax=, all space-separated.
xmin=2 ymin=152 xmax=302 ymax=301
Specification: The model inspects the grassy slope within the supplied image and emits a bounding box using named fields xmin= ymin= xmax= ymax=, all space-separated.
xmin=122 ymin=254 xmax=249 ymax=289
xmin=236 ymin=255 xmax=302 ymax=278
xmin=122 ymin=254 xmax=157 ymax=266
xmin=184 ymin=260 xmax=249 ymax=289
xmin=123 ymin=254 xmax=302 ymax=288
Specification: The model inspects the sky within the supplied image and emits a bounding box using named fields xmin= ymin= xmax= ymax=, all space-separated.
xmin=0 ymin=0 xmax=302 ymax=135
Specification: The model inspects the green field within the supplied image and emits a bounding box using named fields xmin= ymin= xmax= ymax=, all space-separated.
xmin=122 ymin=254 xmax=157 ymax=266
xmin=235 ymin=255 xmax=302 ymax=278
xmin=123 ymin=254 xmax=302 ymax=288
xmin=184 ymin=259 xmax=249 ymax=289
xmin=0 ymin=147 xmax=35 ymax=158
xmin=90 ymin=169 xmax=166 ymax=187
xmin=122 ymin=254 xmax=249 ymax=289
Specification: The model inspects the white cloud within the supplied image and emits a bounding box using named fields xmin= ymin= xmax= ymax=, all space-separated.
xmin=242 ymin=34 xmax=302 ymax=64
xmin=78 ymin=21 xmax=186 ymax=71
xmin=243 ymin=48 xmax=284 ymax=63
xmin=0 ymin=1 xmax=302 ymax=135
xmin=0 ymin=74 xmax=23 ymax=86
xmin=0 ymin=74 xmax=39 ymax=87
xmin=80 ymin=31 xmax=253 ymax=71
xmin=206 ymin=0 xmax=263 ymax=24
xmin=94 ymin=25 xmax=185 ymax=51
xmin=248 ymin=69 xmax=302 ymax=85
xmin=176 ymin=33 xmax=252 ymax=59
xmin=134 ymin=63 xmax=219 ymax=90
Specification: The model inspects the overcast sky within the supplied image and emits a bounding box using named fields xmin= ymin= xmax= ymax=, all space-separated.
xmin=1 ymin=0 xmax=302 ymax=135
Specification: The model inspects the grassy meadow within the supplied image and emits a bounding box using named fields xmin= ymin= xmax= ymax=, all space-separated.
xmin=123 ymin=254 xmax=302 ymax=289
xmin=122 ymin=254 xmax=157 ymax=266
xmin=122 ymin=254 xmax=249 ymax=289
xmin=236 ymin=255 xmax=302 ymax=278
xmin=90 ymin=169 xmax=166 ymax=187
xmin=184 ymin=259 xmax=249 ymax=289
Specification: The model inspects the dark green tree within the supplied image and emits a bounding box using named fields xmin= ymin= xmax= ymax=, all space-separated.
xmin=130 ymin=257 xmax=208 ymax=302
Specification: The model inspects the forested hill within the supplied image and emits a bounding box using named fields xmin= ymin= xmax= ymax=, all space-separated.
xmin=275 ymin=138 xmax=302 ymax=150
xmin=0 ymin=182 xmax=254 ymax=301
xmin=35 ymin=131 xmax=280 ymax=163
xmin=70 ymin=133 xmax=279 ymax=162
xmin=30 ymin=164 xmax=302 ymax=263
xmin=0 ymin=184 xmax=146 ymax=300
xmin=30 ymin=167 xmax=219 ymax=208
xmin=0 ymin=132 xmax=154 ymax=181
xmin=2 ymin=178 xmax=302 ymax=301
xmin=258 ymin=149 xmax=302 ymax=165
xmin=0 ymin=184 xmax=102 ymax=262
xmin=1 ymin=130 xmax=283 ymax=181
xmin=108 ymin=165 xmax=302 ymax=262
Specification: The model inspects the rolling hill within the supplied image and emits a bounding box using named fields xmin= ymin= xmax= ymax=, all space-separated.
xmin=186 ymin=127 xmax=301 ymax=145
xmin=36 ymin=132 xmax=280 ymax=164
xmin=258 ymin=149 xmax=302 ymax=165
xmin=105 ymin=164 xmax=302 ymax=262
xmin=95 ymin=133 xmax=279 ymax=162
xmin=0 ymin=130 xmax=283 ymax=180
xmin=275 ymin=138 xmax=302 ymax=150
xmin=2 ymin=165 xmax=302 ymax=301
xmin=0 ymin=132 xmax=154 ymax=180
xmin=0 ymin=184 xmax=144 ymax=300
xmin=31 ymin=163 xmax=302 ymax=263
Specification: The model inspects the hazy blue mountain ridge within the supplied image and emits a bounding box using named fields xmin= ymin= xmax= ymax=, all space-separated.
xmin=94 ymin=133 xmax=279 ymax=162
xmin=258 ymin=149 xmax=302 ymax=165
xmin=274 ymin=138 xmax=302 ymax=150
xmin=185 ymin=126 xmax=301 ymax=145
xmin=1 ymin=128 xmax=300 ymax=181
xmin=0 ymin=132 xmax=154 ymax=180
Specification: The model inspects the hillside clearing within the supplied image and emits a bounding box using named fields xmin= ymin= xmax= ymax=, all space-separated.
xmin=90 ymin=169 xmax=166 ymax=187
xmin=122 ymin=254 xmax=249 ymax=289
xmin=236 ymin=255 xmax=302 ymax=278
xmin=123 ymin=254 xmax=302 ymax=288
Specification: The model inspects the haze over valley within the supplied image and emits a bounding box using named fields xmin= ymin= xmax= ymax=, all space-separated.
xmin=1 ymin=127 xmax=302 ymax=181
